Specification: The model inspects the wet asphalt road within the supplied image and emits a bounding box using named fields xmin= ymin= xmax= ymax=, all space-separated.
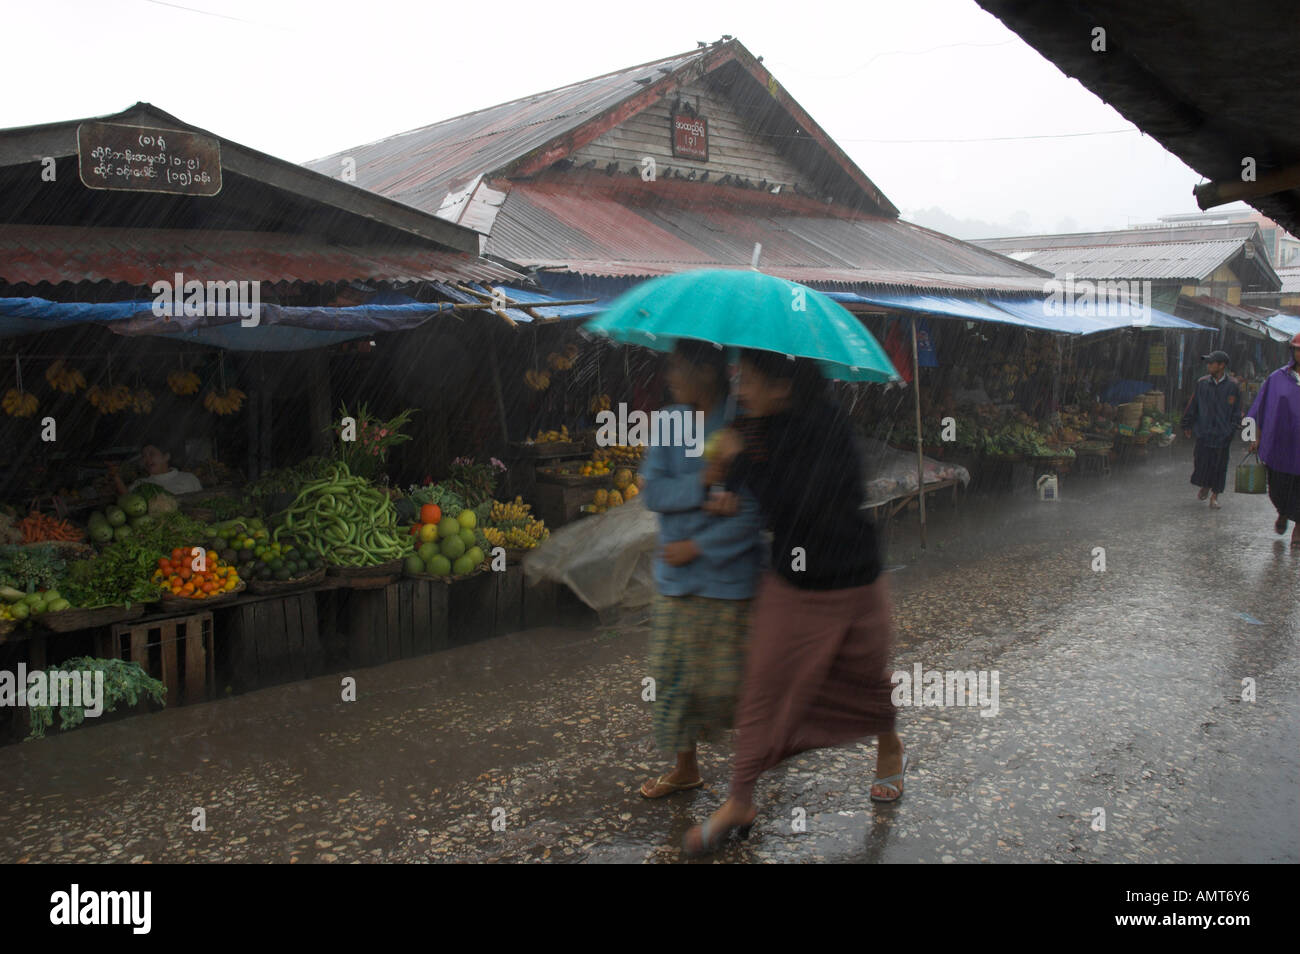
xmin=2 ymin=443 xmax=1296 ymax=863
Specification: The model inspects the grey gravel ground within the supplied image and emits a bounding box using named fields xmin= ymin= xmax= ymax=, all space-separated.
xmin=2 ymin=444 xmax=1296 ymax=863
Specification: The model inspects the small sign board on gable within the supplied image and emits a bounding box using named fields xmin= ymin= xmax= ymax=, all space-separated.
xmin=672 ymin=112 xmax=708 ymax=161
xmin=77 ymin=121 xmax=222 ymax=196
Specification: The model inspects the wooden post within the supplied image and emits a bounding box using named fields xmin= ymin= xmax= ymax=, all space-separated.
xmin=306 ymin=349 xmax=332 ymax=456
xmin=489 ymin=343 xmax=511 ymax=447
xmin=911 ymin=316 xmax=927 ymax=549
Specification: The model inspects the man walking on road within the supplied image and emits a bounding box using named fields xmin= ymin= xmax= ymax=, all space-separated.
xmin=1181 ymin=349 xmax=1242 ymax=510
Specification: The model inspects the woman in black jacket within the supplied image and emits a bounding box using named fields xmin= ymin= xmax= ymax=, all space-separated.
xmin=684 ymin=350 xmax=907 ymax=855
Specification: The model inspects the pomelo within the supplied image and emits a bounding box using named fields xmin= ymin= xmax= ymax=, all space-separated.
xmin=465 ymin=546 xmax=485 ymax=567
xmin=427 ymin=555 xmax=452 ymax=576
xmin=440 ymin=535 xmax=466 ymax=560
xmin=419 ymin=523 xmax=438 ymax=543
xmin=457 ymin=509 xmax=476 ymax=530
xmin=458 ymin=528 xmax=476 ymax=549
xmin=418 ymin=542 xmax=439 ymax=563
xmin=403 ymin=555 xmax=426 ymax=576
xmin=437 ymin=518 xmax=460 ymax=540
xmin=452 ymin=555 xmax=475 ymax=576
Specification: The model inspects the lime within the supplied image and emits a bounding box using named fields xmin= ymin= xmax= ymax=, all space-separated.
xmin=29 ymin=600 xmax=47 ymax=616
xmin=48 ymin=599 xmax=71 ymax=612
xmin=9 ymin=602 xmax=29 ymax=620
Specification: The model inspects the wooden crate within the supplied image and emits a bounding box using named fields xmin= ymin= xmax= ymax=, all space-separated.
xmin=534 ymin=478 xmax=609 ymax=529
xmin=224 ymin=593 xmax=324 ymax=691
xmin=346 ymin=579 xmax=448 ymax=668
xmin=100 ymin=612 xmax=214 ymax=707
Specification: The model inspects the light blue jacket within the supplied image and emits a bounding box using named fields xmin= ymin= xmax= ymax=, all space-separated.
xmin=639 ymin=404 xmax=764 ymax=599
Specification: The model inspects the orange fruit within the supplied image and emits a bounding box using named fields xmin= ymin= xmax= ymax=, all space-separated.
xmin=420 ymin=504 xmax=442 ymax=525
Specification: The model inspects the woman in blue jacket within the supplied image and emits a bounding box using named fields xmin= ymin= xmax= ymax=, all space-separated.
xmin=637 ymin=340 xmax=764 ymax=799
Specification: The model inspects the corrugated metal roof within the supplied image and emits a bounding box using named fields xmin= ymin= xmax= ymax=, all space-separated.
xmin=970 ymin=238 xmax=1247 ymax=282
xmin=0 ymin=225 xmax=522 ymax=287
xmin=1277 ymin=266 xmax=1300 ymax=294
xmin=978 ymin=222 xmax=1262 ymax=250
xmin=303 ymin=49 xmax=711 ymax=214
xmin=486 ymin=183 xmax=1050 ymax=293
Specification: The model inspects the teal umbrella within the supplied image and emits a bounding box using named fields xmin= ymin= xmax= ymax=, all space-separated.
xmin=582 ymin=269 xmax=901 ymax=383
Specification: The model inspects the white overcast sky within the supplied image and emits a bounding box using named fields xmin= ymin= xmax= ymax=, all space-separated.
xmin=2 ymin=0 xmax=1243 ymax=238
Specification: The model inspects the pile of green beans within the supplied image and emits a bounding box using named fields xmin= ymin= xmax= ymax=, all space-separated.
xmin=273 ymin=463 xmax=409 ymax=566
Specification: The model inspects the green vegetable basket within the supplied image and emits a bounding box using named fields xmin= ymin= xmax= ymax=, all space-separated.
xmin=1234 ymin=452 xmax=1268 ymax=494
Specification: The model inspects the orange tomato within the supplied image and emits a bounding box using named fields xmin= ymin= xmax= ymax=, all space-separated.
xmin=420 ymin=504 xmax=442 ymax=525
xmin=409 ymin=524 xmax=421 ymax=536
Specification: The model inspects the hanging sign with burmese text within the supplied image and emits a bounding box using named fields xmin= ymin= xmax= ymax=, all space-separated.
xmin=77 ymin=122 xmax=222 ymax=196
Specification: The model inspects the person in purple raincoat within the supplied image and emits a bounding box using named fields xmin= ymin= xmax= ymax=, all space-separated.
xmin=1247 ymin=333 xmax=1300 ymax=544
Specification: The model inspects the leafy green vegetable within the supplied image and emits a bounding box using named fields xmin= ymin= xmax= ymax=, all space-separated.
xmin=62 ymin=546 xmax=158 ymax=608
xmin=0 ymin=544 xmax=66 ymax=593
xmin=25 ymin=657 xmax=166 ymax=740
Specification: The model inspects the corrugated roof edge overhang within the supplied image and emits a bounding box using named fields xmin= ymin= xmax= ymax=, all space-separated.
xmin=525 ymin=261 xmax=1054 ymax=295
xmin=0 ymin=103 xmax=485 ymax=255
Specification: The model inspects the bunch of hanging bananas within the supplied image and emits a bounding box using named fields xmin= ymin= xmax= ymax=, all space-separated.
xmin=167 ymin=370 xmax=201 ymax=395
xmin=2 ymin=389 xmax=38 ymax=417
xmin=524 ymin=370 xmax=551 ymax=391
xmin=588 ymin=393 xmax=611 ymax=414
xmin=530 ymin=425 xmax=570 ymax=444
xmin=131 ymin=389 xmax=155 ymax=414
xmin=86 ymin=384 xmax=132 ymax=414
xmin=45 ymin=360 xmax=87 ymax=394
xmin=203 ymin=388 xmax=246 ymax=415
xmin=486 ymin=497 xmax=548 ymax=548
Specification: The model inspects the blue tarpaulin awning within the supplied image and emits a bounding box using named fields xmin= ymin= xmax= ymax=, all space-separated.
xmin=826 ymin=289 xmax=1210 ymax=335
xmin=0 ymin=285 xmax=600 ymax=351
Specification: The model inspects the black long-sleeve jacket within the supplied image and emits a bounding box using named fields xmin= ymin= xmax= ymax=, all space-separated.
xmin=724 ymin=397 xmax=880 ymax=590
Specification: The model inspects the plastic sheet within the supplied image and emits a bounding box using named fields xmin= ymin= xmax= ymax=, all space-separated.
xmin=522 ymin=497 xmax=659 ymax=611
xmin=861 ymin=439 xmax=970 ymax=508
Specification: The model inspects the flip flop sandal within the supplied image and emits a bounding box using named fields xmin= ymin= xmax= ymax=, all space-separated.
xmin=870 ymin=753 xmax=910 ymax=803
xmin=1198 ymin=487 xmax=1210 ymax=500
xmin=682 ymin=815 xmax=755 ymax=857
xmin=640 ymin=774 xmax=704 ymax=798
xmin=1275 ymin=516 xmax=1289 ymax=535
xmin=1209 ymin=498 xmax=1222 ymax=509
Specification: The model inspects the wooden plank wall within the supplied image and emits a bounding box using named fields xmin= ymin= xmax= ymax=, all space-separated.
xmin=227 ymin=593 xmax=323 ymax=691
xmin=569 ymin=77 xmax=806 ymax=188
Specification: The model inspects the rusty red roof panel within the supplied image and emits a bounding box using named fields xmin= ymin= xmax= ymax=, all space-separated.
xmin=0 ymin=225 xmax=522 ymax=287
xmin=302 ymin=48 xmax=712 ymax=214
xmin=487 ymin=182 xmax=1050 ymax=293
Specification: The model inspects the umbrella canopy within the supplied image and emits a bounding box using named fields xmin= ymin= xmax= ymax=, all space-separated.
xmin=582 ymin=269 xmax=902 ymax=383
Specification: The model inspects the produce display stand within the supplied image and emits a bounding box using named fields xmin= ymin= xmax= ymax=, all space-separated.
xmin=503 ymin=443 xmax=588 ymax=505
xmin=863 ymin=478 xmax=963 ymax=521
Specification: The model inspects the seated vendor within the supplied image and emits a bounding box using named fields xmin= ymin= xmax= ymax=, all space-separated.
xmin=114 ymin=442 xmax=203 ymax=496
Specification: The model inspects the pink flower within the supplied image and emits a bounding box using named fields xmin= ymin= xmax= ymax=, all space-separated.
xmin=379 ymin=429 xmax=389 ymax=437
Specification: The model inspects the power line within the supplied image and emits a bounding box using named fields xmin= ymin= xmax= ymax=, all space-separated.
xmin=843 ymin=128 xmax=1140 ymax=144
xmin=765 ymin=39 xmax=1018 ymax=81
xmin=140 ymin=0 xmax=286 ymax=28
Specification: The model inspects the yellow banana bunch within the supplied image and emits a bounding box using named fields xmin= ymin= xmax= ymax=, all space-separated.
xmin=203 ymin=388 xmax=246 ymax=415
xmin=2 ymin=388 xmax=38 ymax=417
xmin=131 ymin=389 xmax=155 ymax=414
xmin=530 ymin=426 xmax=569 ymax=443
xmin=588 ymin=393 xmax=611 ymax=414
xmin=524 ymin=370 xmax=551 ymax=391
xmin=490 ymin=496 xmax=535 ymax=523
xmin=167 ymin=370 xmax=201 ymax=395
xmin=86 ymin=384 xmax=132 ymax=414
xmin=45 ymin=360 xmax=87 ymax=394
